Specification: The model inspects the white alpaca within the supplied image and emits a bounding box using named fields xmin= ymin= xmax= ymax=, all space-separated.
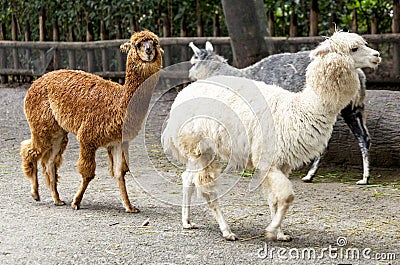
xmin=162 ymin=32 xmax=381 ymax=241
xmin=188 ymin=36 xmax=380 ymax=185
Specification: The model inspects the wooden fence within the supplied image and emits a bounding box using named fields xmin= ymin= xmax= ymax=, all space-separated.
xmin=0 ymin=34 xmax=399 ymax=84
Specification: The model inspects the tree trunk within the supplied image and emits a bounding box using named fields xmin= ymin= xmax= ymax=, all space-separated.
xmin=324 ymin=90 xmax=400 ymax=168
xmin=221 ymin=0 xmax=270 ymax=68
xmin=309 ymin=0 xmax=319 ymax=36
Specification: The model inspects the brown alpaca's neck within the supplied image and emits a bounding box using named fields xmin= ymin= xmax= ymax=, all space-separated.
xmin=123 ymin=56 xmax=162 ymax=96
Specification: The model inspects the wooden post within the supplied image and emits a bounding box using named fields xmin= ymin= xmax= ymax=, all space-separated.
xmin=0 ymin=23 xmax=7 ymax=83
xmin=52 ymin=20 xmax=60 ymax=70
xmin=180 ymin=14 xmax=188 ymax=62
xmin=100 ymin=20 xmax=108 ymax=73
xmin=11 ymin=13 xmax=19 ymax=81
xmin=309 ymin=0 xmax=319 ymax=36
xmin=39 ymin=6 xmax=47 ymax=73
xmin=24 ymin=20 xmax=32 ymax=82
xmin=289 ymin=1 xmax=298 ymax=52
xmin=393 ymin=0 xmax=400 ymax=77
xmin=116 ymin=21 xmax=124 ymax=84
xmin=67 ymin=26 xmax=76 ymax=69
xmin=86 ymin=19 xmax=95 ymax=73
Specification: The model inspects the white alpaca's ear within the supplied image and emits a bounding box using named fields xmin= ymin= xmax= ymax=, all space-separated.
xmin=310 ymin=40 xmax=331 ymax=59
xmin=189 ymin=42 xmax=201 ymax=56
xmin=120 ymin=42 xmax=132 ymax=53
xmin=205 ymin=41 xmax=213 ymax=52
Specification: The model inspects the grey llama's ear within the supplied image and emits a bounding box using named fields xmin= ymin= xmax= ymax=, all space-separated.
xmin=120 ymin=41 xmax=132 ymax=53
xmin=189 ymin=42 xmax=201 ymax=56
xmin=309 ymin=39 xmax=330 ymax=59
xmin=205 ymin=41 xmax=213 ymax=52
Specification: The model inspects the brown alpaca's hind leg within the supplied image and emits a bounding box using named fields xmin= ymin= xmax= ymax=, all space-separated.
xmin=20 ymin=139 xmax=40 ymax=201
xmin=40 ymin=132 xmax=68 ymax=206
xmin=71 ymin=144 xmax=97 ymax=210
xmin=109 ymin=143 xmax=138 ymax=213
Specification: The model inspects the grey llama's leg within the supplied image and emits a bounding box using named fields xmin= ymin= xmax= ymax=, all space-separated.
xmin=110 ymin=143 xmax=139 ymax=213
xmin=182 ymin=170 xmax=196 ymax=229
xmin=264 ymin=168 xmax=294 ymax=241
xmin=356 ymin=146 xmax=370 ymax=185
xmin=302 ymin=156 xmax=321 ymax=183
xmin=340 ymin=104 xmax=371 ymax=185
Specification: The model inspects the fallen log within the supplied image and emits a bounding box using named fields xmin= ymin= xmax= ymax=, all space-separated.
xmin=323 ymin=90 xmax=400 ymax=168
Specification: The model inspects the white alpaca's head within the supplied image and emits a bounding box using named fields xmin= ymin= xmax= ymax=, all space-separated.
xmin=310 ymin=31 xmax=381 ymax=69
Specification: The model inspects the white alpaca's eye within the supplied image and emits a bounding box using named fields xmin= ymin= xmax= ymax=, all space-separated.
xmin=351 ymin=47 xmax=358 ymax=52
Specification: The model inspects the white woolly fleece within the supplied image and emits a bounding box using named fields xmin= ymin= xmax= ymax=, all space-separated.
xmin=162 ymin=52 xmax=359 ymax=172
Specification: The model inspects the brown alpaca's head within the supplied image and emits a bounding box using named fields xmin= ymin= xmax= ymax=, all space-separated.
xmin=120 ymin=30 xmax=163 ymax=64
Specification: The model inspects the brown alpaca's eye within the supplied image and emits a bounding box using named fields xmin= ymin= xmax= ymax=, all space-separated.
xmin=351 ymin=47 xmax=358 ymax=52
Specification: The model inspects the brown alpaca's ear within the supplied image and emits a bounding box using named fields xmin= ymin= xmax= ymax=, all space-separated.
xmin=120 ymin=42 xmax=132 ymax=53
xmin=159 ymin=47 xmax=164 ymax=54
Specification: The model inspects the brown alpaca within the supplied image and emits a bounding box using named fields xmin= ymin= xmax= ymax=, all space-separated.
xmin=20 ymin=30 xmax=163 ymax=212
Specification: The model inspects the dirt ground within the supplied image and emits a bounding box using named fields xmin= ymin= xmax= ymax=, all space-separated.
xmin=0 ymin=84 xmax=399 ymax=265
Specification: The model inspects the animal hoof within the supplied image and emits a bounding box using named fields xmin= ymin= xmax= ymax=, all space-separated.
xmin=71 ymin=203 xmax=80 ymax=210
xmin=223 ymin=233 xmax=238 ymax=241
xmin=32 ymin=193 xmax=40 ymax=201
xmin=301 ymin=176 xmax=313 ymax=183
xmin=277 ymin=234 xmax=292 ymax=242
xmin=265 ymin=230 xmax=277 ymax=241
xmin=126 ymin=207 xmax=140 ymax=213
xmin=183 ymin=222 xmax=197 ymax=229
xmin=356 ymin=179 xmax=368 ymax=185
xmin=54 ymin=200 xmax=66 ymax=206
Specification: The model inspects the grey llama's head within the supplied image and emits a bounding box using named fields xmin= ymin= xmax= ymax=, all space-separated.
xmin=188 ymin=42 xmax=243 ymax=80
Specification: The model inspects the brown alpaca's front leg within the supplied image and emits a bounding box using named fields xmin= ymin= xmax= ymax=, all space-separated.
xmin=110 ymin=143 xmax=139 ymax=213
xmin=72 ymin=145 xmax=96 ymax=210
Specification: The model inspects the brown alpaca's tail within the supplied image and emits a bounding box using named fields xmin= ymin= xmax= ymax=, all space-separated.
xmin=20 ymin=139 xmax=40 ymax=180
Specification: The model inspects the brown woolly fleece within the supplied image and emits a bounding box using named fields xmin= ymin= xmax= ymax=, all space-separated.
xmin=20 ymin=30 xmax=163 ymax=212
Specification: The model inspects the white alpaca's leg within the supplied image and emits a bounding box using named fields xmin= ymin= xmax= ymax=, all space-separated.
xmin=110 ymin=143 xmax=138 ymax=213
xmin=182 ymin=170 xmax=196 ymax=229
xmin=195 ymin=160 xmax=237 ymax=241
xmin=264 ymin=168 xmax=294 ymax=241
